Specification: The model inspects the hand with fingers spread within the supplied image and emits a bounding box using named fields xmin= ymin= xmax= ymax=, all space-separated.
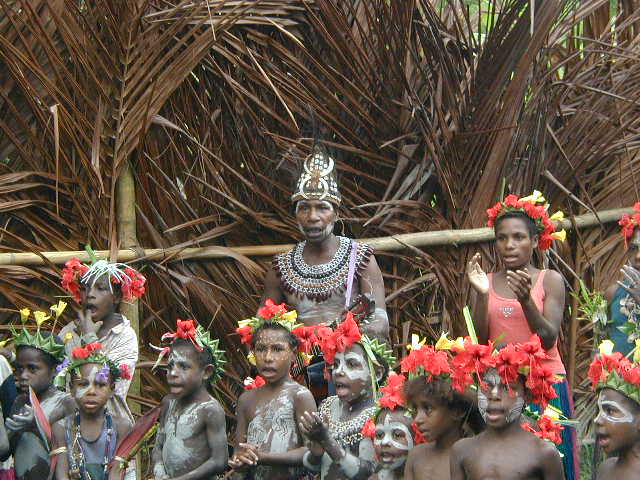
xmin=467 ymin=253 xmax=489 ymax=294
xmin=506 ymin=268 xmax=533 ymax=302
xmin=76 ymin=308 xmax=102 ymax=336
xmin=299 ymin=411 xmax=328 ymax=457
xmin=618 ymin=264 xmax=640 ymax=304
xmin=228 ymin=443 xmax=261 ymax=470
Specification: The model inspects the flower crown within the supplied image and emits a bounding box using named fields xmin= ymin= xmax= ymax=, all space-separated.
xmin=236 ymin=299 xmax=305 ymax=348
xmin=61 ymin=248 xmax=146 ymax=302
xmin=12 ymin=301 xmax=68 ymax=363
xmin=57 ymin=342 xmax=132 ymax=383
xmin=588 ymin=340 xmax=640 ymax=405
xmin=486 ymin=191 xmax=566 ymax=250
xmin=154 ymin=319 xmax=226 ymax=385
xmin=360 ymin=372 xmax=426 ymax=444
xmin=619 ymin=202 xmax=640 ymax=248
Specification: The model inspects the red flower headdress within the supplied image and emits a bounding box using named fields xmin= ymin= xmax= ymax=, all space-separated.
xmin=61 ymin=254 xmax=146 ymax=302
xmin=486 ymin=191 xmax=566 ymax=250
xmin=619 ymin=202 xmax=640 ymax=248
xmin=588 ymin=340 xmax=640 ymax=405
xmin=57 ymin=342 xmax=131 ymax=383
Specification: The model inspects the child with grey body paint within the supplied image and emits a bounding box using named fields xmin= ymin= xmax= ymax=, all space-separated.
xmin=298 ymin=316 xmax=392 ymax=480
xmin=151 ymin=320 xmax=228 ymax=480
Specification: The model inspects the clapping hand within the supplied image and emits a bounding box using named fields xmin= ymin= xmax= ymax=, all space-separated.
xmin=506 ymin=268 xmax=533 ymax=301
xmin=228 ymin=443 xmax=260 ymax=469
xmin=467 ymin=253 xmax=489 ymax=294
xmin=6 ymin=404 xmax=34 ymax=432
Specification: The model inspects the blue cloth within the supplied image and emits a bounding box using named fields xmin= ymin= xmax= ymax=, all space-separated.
xmin=609 ymin=285 xmax=636 ymax=356
xmin=531 ymin=378 xmax=578 ymax=480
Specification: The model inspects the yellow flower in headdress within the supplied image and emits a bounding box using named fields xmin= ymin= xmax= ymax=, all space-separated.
xmin=34 ymin=311 xmax=50 ymax=328
xmin=20 ymin=308 xmax=31 ymax=324
xmin=634 ymin=339 xmax=640 ymax=365
xmin=551 ymin=229 xmax=566 ymax=242
xmin=407 ymin=334 xmax=426 ymax=351
xmin=64 ymin=332 xmax=74 ymax=343
xmin=598 ymin=339 xmax=615 ymax=356
xmin=282 ymin=310 xmax=298 ymax=323
xmin=247 ymin=351 xmax=256 ymax=366
xmin=520 ymin=190 xmax=546 ymax=204
xmin=549 ymin=211 xmax=564 ymax=222
xmin=237 ymin=318 xmax=253 ymax=329
xmin=50 ymin=300 xmax=67 ymax=319
xmin=435 ymin=332 xmax=464 ymax=351
xmin=543 ymin=404 xmax=562 ymax=420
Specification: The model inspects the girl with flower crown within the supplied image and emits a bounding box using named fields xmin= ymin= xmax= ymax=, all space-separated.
xmin=58 ymin=256 xmax=146 ymax=424
xmin=51 ymin=344 xmax=132 ymax=480
xmin=298 ymin=314 xmax=393 ymax=479
xmin=604 ymin=203 xmax=640 ymax=356
xmin=466 ymin=191 xmax=577 ymax=479
xmin=229 ymin=302 xmax=317 ymax=480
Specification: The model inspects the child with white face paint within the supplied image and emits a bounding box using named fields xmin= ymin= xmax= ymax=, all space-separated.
xmin=51 ymin=343 xmax=132 ymax=480
xmin=589 ymin=342 xmax=640 ymax=479
xmin=299 ymin=316 xmax=392 ymax=479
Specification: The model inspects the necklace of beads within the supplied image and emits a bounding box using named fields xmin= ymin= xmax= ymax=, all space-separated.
xmin=320 ymin=396 xmax=377 ymax=448
xmin=275 ymin=236 xmax=371 ymax=301
xmin=67 ymin=410 xmax=113 ymax=480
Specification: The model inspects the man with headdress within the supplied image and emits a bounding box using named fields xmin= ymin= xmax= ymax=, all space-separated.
xmin=260 ymin=145 xmax=389 ymax=342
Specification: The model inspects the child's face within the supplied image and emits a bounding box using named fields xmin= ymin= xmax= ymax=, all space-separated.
xmin=478 ymin=369 xmax=525 ymax=429
xmin=331 ymin=344 xmax=373 ymax=405
xmin=373 ymin=410 xmax=414 ymax=472
xmin=254 ymin=328 xmax=295 ymax=384
xmin=80 ymin=275 xmax=120 ymax=322
xmin=14 ymin=347 xmax=56 ymax=395
xmin=594 ymin=388 xmax=640 ymax=455
xmin=495 ymin=217 xmax=537 ymax=269
xmin=412 ymin=393 xmax=455 ymax=442
xmin=70 ymin=363 xmax=114 ymax=414
xmin=166 ymin=344 xmax=210 ymax=399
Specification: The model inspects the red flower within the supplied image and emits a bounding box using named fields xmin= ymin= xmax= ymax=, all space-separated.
xmin=401 ymin=347 xmax=424 ymax=374
xmin=236 ymin=325 xmax=253 ymax=345
xmin=120 ymin=267 xmax=146 ymax=301
xmin=257 ymin=299 xmax=286 ymax=320
xmin=85 ymin=342 xmax=102 ymax=353
xmin=334 ymin=313 xmax=362 ymax=352
xmin=72 ymin=346 xmax=90 ymax=359
xmin=588 ymin=357 xmax=605 ymax=389
xmin=450 ymin=367 xmax=474 ymax=393
xmin=451 ymin=338 xmax=495 ymax=388
xmin=411 ymin=422 xmax=427 ymax=444
xmin=622 ymin=365 xmax=640 ymax=387
xmin=486 ymin=203 xmax=502 ymax=227
xmin=317 ymin=326 xmax=338 ymax=364
xmin=244 ymin=375 xmax=266 ymax=390
xmin=537 ymin=415 xmax=564 ymax=445
xmin=361 ymin=418 xmax=376 ymax=439
xmin=119 ymin=364 xmax=132 ymax=380
xmin=495 ymin=343 xmax=528 ymax=385
xmin=503 ymin=194 xmax=520 ymax=207
xmin=61 ymin=258 xmax=89 ymax=301
xmin=526 ymin=361 xmax=560 ymax=408
xmin=292 ymin=325 xmax=318 ymax=354
xmin=379 ymin=373 xmax=406 ymax=410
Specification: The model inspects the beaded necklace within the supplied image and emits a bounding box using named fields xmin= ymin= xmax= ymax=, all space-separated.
xmin=67 ymin=410 xmax=114 ymax=480
xmin=274 ymin=236 xmax=372 ymax=301
xmin=319 ymin=396 xmax=377 ymax=448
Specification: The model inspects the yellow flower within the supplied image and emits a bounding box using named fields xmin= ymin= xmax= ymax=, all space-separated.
xmin=238 ymin=318 xmax=253 ymax=328
xmin=551 ymin=229 xmax=566 ymax=242
xmin=50 ymin=300 xmax=67 ymax=319
xmin=520 ymin=190 xmax=546 ymax=204
xmin=64 ymin=332 xmax=74 ymax=343
xmin=407 ymin=334 xmax=426 ymax=350
xmin=299 ymin=352 xmax=313 ymax=366
xmin=633 ymin=339 xmax=640 ymax=365
xmin=247 ymin=352 xmax=256 ymax=366
xmin=282 ymin=310 xmax=297 ymax=323
xmin=435 ymin=332 xmax=462 ymax=351
xmin=543 ymin=405 xmax=561 ymax=420
xmin=33 ymin=311 xmax=50 ymax=328
xmin=549 ymin=210 xmax=564 ymax=222
xmin=0 ymin=338 xmax=10 ymax=348
xmin=20 ymin=308 xmax=31 ymax=324
xmin=598 ymin=339 xmax=614 ymax=356
xmin=452 ymin=337 xmax=465 ymax=350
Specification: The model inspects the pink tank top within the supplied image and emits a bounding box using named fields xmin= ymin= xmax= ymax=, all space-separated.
xmin=488 ymin=270 xmax=566 ymax=374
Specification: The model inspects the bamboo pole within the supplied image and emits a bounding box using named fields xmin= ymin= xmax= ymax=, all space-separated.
xmin=0 ymin=207 xmax=631 ymax=266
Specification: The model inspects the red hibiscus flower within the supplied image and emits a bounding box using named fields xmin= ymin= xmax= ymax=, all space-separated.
xmin=244 ymin=375 xmax=266 ymax=390
xmin=451 ymin=338 xmax=495 ymax=388
xmin=537 ymin=415 xmax=564 ymax=445
xmin=361 ymin=418 xmax=376 ymax=439
xmin=119 ymin=364 xmax=132 ymax=380
xmin=257 ymin=299 xmax=286 ymax=319
xmin=85 ymin=342 xmax=102 ymax=353
xmin=401 ymin=347 xmax=425 ymax=374
xmin=588 ymin=356 xmax=605 ymax=389
xmin=120 ymin=267 xmax=146 ymax=301
xmin=292 ymin=325 xmax=318 ymax=354
xmin=61 ymin=258 xmax=90 ymax=301
xmin=72 ymin=346 xmax=90 ymax=359
xmin=411 ymin=422 xmax=427 ymax=444
xmin=450 ymin=367 xmax=474 ymax=394
xmin=503 ymin=194 xmax=520 ymax=207
xmin=495 ymin=343 xmax=528 ymax=385
xmin=236 ymin=325 xmax=253 ymax=345
xmin=486 ymin=203 xmax=502 ymax=227
xmin=379 ymin=373 xmax=406 ymax=410
xmin=317 ymin=326 xmax=338 ymax=364
xmin=622 ymin=365 xmax=640 ymax=387
xmin=334 ymin=313 xmax=362 ymax=352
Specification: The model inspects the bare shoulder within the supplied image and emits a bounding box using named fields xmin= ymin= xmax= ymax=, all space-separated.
xmin=202 ymin=397 xmax=225 ymax=416
xmin=451 ymin=436 xmax=476 ymax=459
xmin=543 ymin=269 xmax=564 ymax=289
xmin=604 ymin=284 xmax=618 ymax=303
xmin=114 ymin=415 xmax=133 ymax=440
xmin=236 ymin=388 xmax=255 ymax=407
xmin=291 ymin=382 xmax=315 ymax=402
xmin=595 ymin=457 xmax=617 ymax=479
xmin=536 ymin=437 xmax=561 ymax=461
xmin=406 ymin=443 xmax=430 ymax=463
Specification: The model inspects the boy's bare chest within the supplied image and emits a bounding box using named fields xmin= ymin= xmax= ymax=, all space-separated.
xmin=415 ymin=451 xmax=449 ymax=479
xmin=166 ymin=404 xmax=205 ymax=439
xmin=466 ymin=441 xmax=540 ymax=479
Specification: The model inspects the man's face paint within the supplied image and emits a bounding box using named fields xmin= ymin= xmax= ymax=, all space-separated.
xmin=295 ymin=200 xmax=336 ymax=243
xmin=596 ymin=393 xmax=634 ymax=424
xmin=374 ymin=413 xmax=413 ymax=471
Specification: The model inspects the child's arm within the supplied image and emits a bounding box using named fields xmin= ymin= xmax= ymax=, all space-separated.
xmin=173 ymin=400 xmax=228 ymax=480
xmin=538 ymin=442 xmax=564 ymax=480
xmin=151 ymin=399 xmax=170 ymax=480
xmin=6 ymin=395 xmax=32 ymax=446
xmin=241 ymin=388 xmax=318 ymax=467
xmin=508 ymin=269 xmax=564 ymax=350
xmin=52 ymin=420 xmax=70 ymax=480
xmin=0 ymin=405 xmax=9 ymax=459
xmin=108 ymin=416 xmax=133 ymax=480
xmin=449 ymin=439 xmax=467 ymax=480
xmin=228 ymin=392 xmax=254 ymax=470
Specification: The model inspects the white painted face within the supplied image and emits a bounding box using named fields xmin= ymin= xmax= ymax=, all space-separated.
xmin=478 ymin=370 xmax=523 ymax=424
xmin=72 ymin=364 xmax=100 ymax=401
xmin=596 ymin=392 xmax=635 ymax=424
xmin=374 ymin=415 xmax=413 ymax=472
xmin=333 ymin=351 xmax=371 ymax=382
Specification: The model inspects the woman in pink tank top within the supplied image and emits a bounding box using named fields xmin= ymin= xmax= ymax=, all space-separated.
xmin=466 ymin=192 xmax=578 ymax=480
